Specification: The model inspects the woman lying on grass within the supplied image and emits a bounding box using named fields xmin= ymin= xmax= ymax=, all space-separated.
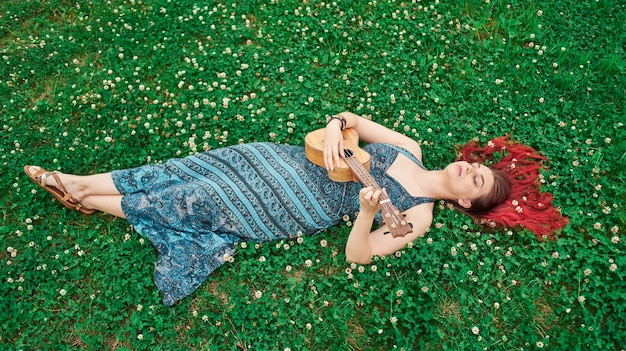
xmin=24 ymin=112 xmax=567 ymax=305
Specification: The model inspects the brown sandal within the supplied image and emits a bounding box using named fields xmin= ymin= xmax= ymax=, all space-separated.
xmin=24 ymin=165 xmax=96 ymax=215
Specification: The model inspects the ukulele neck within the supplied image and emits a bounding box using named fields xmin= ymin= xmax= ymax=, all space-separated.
xmin=343 ymin=151 xmax=392 ymax=203
xmin=342 ymin=148 xmax=412 ymax=237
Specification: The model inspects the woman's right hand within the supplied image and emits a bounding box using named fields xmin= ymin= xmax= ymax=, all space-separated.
xmin=323 ymin=119 xmax=345 ymax=171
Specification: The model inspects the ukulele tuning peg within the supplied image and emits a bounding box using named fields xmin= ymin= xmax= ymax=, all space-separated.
xmin=390 ymin=224 xmax=397 ymax=229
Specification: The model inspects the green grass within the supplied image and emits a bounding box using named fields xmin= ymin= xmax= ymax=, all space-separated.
xmin=1 ymin=0 xmax=625 ymax=350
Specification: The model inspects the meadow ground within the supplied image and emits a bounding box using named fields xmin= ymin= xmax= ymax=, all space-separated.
xmin=1 ymin=0 xmax=625 ymax=350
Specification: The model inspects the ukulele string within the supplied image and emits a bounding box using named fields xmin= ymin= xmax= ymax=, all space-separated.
xmin=344 ymin=154 xmax=398 ymax=224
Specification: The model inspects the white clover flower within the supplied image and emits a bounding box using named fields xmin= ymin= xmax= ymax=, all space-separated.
xmin=609 ymin=264 xmax=617 ymax=272
xmin=254 ymin=291 xmax=263 ymax=299
xmin=59 ymin=289 xmax=67 ymax=296
xmin=471 ymin=326 xmax=480 ymax=335
xmin=578 ymin=295 xmax=586 ymax=303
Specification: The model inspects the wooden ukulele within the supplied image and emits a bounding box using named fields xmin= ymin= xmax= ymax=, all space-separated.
xmin=304 ymin=128 xmax=413 ymax=238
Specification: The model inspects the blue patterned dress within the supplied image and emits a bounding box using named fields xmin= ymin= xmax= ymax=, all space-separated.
xmin=112 ymin=142 xmax=435 ymax=305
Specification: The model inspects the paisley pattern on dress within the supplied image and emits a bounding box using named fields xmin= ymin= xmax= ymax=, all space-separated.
xmin=112 ymin=142 xmax=435 ymax=305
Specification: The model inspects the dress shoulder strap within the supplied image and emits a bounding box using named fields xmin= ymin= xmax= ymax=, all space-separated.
xmin=385 ymin=144 xmax=428 ymax=170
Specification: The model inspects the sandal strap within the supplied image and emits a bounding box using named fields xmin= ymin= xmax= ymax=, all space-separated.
xmin=30 ymin=167 xmax=48 ymax=179
xmin=40 ymin=172 xmax=48 ymax=188
xmin=49 ymin=172 xmax=78 ymax=204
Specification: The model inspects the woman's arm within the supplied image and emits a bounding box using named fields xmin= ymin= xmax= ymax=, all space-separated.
xmin=345 ymin=187 xmax=433 ymax=264
xmin=324 ymin=112 xmax=422 ymax=171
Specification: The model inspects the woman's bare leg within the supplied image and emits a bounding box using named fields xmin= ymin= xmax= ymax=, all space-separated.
xmin=27 ymin=166 xmax=120 ymax=200
xmin=27 ymin=166 xmax=124 ymax=215
xmin=81 ymin=195 xmax=126 ymax=218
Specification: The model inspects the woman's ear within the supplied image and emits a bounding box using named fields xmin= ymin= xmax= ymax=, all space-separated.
xmin=457 ymin=199 xmax=472 ymax=209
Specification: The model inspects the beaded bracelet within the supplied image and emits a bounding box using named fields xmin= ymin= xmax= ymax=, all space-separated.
xmin=326 ymin=115 xmax=346 ymax=131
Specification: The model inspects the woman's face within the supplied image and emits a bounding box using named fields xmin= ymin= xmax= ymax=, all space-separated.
xmin=445 ymin=161 xmax=495 ymax=208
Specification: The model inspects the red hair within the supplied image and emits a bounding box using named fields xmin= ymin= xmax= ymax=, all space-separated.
xmin=457 ymin=136 xmax=568 ymax=239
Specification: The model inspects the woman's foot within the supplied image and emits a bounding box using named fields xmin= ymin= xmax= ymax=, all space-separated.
xmin=24 ymin=165 xmax=96 ymax=215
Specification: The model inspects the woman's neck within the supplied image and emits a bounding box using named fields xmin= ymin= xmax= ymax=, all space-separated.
xmin=417 ymin=169 xmax=454 ymax=201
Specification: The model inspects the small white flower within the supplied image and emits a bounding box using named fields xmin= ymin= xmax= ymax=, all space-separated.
xmin=254 ymin=290 xmax=263 ymax=299
xmin=59 ymin=289 xmax=67 ymax=296
xmin=471 ymin=326 xmax=480 ymax=335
